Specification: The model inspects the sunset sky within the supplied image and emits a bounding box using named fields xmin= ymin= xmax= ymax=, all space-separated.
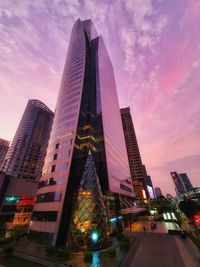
xmin=0 ymin=0 xmax=199 ymax=195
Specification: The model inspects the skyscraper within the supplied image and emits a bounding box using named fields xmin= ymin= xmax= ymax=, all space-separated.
xmin=0 ymin=138 xmax=9 ymax=169
xmin=154 ymin=187 xmax=162 ymax=198
xmin=2 ymin=100 xmax=53 ymax=181
xmin=171 ymin=172 xmax=193 ymax=196
xmin=145 ymin=175 xmax=154 ymax=199
xmin=30 ymin=19 xmax=132 ymax=247
xmin=179 ymin=173 xmax=193 ymax=192
xmin=120 ymin=107 xmax=147 ymax=196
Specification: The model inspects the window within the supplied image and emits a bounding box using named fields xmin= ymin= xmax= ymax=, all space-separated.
xmin=36 ymin=192 xmax=62 ymax=203
xmin=53 ymin=154 xmax=57 ymax=160
xmin=2 ymin=205 xmax=16 ymax=212
xmin=36 ymin=192 xmax=54 ymax=203
xmin=55 ymin=143 xmax=59 ymax=149
xmin=38 ymin=178 xmax=56 ymax=188
xmin=49 ymin=178 xmax=56 ymax=185
xmin=29 ymin=230 xmax=53 ymax=244
xmin=57 ymin=177 xmax=64 ymax=185
xmin=56 ymin=162 xmax=68 ymax=171
xmin=51 ymin=165 xmax=56 ymax=173
xmin=54 ymin=192 xmax=62 ymax=201
xmin=32 ymin=211 xmax=57 ymax=222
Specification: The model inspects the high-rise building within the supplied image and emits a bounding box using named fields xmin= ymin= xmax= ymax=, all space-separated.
xmin=132 ymin=180 xmax=145 ymax=202
xmin=2 ymin=100 xmax=53 ymax=181
xmin=0 ymin=100 xmax=53 ymax=227
xmin=142 ymin=164 xmax=154 ymax=198
xmin=179 ymin=173 xmax=193 ymax=192
xmin=120 ymin=107 xmax=147 ymax=196
xmin=171 ymin=172 xmax=193 ymax=196
xmin=30 ymin=19 xmax=133 ymax=247
xmin=154 ymin=187 xmax=162 ymax=198
xmin=145 ymin=175 xmax=154 ymax=199
xmin=0 ymin=138 xmax=10 ymax=169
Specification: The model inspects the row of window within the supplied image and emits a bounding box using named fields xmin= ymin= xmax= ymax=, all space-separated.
xmin=64 ymin=90 xmax=80 ymax=102
xmin=72 ymin=43 xmax=84 ymax=53
xmin=51 ymin=162 xmax=68 ymax=173
xmin=70 ymin=49 xmax=84 ymax=61
xmin=62 ymin=86 xmax=80 ymax=101
xmin=47 ymin=150 xmax=71 ymax=163
xmin=64 ymin=73 xmax=82 ymax=86
xmin=59 ymin=94 xmax=80 ymax=110
xmin=32 ymin=211 xmax=57 ymax=222
xmin=47 ymin=138 xmax=72 ymax=154
xmin=51 ymin=119 xmax=76 ymax=139
xmin=52 ymin=121 xmax=76 ymax=137
xmin=65 ymin=71 xmax=82 ymax=88
xmin=1 ymin=205 xmax=16 ymax=212
xmin=54 ymin=112 xmax=77 ymax=128
xmin=45 ymin=139 xmax=73 ymax=161
xmin=67 ymin=64 xmax=83 ymax=78
xmin=38 ymin=177 xmax=65 ymax=189
xmin=62 ymin=104 xmax=79 ymax=118
xmin=36 ymin=191 xmax=62 ymax=203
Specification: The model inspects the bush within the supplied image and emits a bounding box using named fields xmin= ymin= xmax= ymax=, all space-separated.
xmin=84 ymin=251 xmax=93 ymax=262
xmin=45 ymin=246 xmax=70 ymax=260
xmin=106 ymin=246 xmax=116 ymax=257
xmin=10 ymin=227 xmax=21 ymax=238
xmin=59 ymin=248 xmax=70 ymax=260
xmin=0 ymin=222 xmax=6 ymax=238
xmin=4 ymin=247 xmax=13 ymax=258
xmin=120 ymin=237 xmax=130 ymax=250
xmin=45 ymin=246 xmax=57 ymax=257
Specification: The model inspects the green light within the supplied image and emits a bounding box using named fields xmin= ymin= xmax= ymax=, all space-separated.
xmin=80 ymin=227 xmax=86 ymax=233
xmin=91 ymin=231 xmax=99 ymax=242
xmin=5 ymin=196 xmax=19 ymax=204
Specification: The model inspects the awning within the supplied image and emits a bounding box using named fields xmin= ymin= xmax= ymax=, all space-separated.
xmin=121 ymin=207 xmax=146 ymax=214
xmin=120 ymin=198 xmax=146 ymax=214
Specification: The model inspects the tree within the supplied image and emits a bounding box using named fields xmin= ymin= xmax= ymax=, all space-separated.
xmin=0 ymin=221 xmax=6 ymax=238
xmin=179 ymin=199 xmax=198 ymax=219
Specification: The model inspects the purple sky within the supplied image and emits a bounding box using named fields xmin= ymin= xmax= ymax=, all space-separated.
xmin=0 ymin=0 xmax=200 ymax=195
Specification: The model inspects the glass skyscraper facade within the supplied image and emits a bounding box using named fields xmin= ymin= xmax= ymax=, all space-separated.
xmin=179 ymin=173 xmax=193 ymax=192
xmin=171 ymin=172 xmax=193 ymax=196
xmin=30 ymin=19 xmax=132 ymax=246
xmin=120 ymin=107 xmax=147 ymax=198
xmin=2 ymin=99 xmax=53 ymax=181
xmin=0 ymin=138 xmax=10 ymax=170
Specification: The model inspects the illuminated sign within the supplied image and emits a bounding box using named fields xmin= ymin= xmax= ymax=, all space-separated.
xmin=4 ymin=196 xmax=20 ymax=204
xmin=147 ymin=186 xmax=154 ymax=198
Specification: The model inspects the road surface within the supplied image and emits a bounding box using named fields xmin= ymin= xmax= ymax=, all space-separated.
xmin=122 ymin=220 xmax=200 ymax=267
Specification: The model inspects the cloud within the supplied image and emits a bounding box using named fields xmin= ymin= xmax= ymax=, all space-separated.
xmin=119 ymin=27 xmax=136 ymax=73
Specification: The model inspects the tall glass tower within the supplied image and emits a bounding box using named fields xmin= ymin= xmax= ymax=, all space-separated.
xmin=2 ymin=100 xmax=53 ymax=181
xmin=30 ymin=19 xmax=133 ymax=246
xmin=171 ymin=172 xmax=193 ymax=196
xmin=0 ymin=138 xmax=10 ymax=169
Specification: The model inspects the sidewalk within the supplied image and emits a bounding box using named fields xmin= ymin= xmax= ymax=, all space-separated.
xmin=13 ymin=237 xmax=70 ymax=267
xmin=13 ymin=250 xmax=67 ymax=267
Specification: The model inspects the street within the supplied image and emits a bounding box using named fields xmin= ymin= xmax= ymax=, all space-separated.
xmin=122 ymin=220 xmax=200 ymax=267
